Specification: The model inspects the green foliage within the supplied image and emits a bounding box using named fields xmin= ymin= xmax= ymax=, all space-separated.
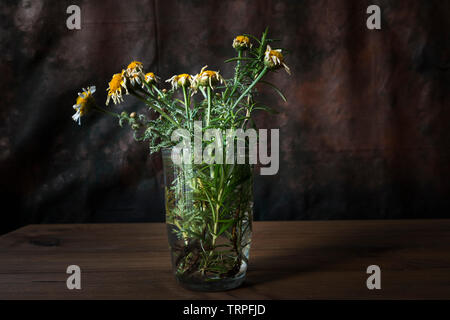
xmin=79 ymin=29 xmax=289 ymax=283
xmin=165 ymin=159 xmax=253 ymax=279
xmin=113 ymin=28 xmax=289 ymax=154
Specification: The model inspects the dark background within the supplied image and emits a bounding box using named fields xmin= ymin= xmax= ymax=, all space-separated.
xmin=1 ymin=0 xmax=449 ymax=235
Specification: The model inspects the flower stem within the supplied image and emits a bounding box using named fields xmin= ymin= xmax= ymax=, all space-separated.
xmin=151 ymin=84 xmax=165 ymax=98
xmin=211 ymin=204 xmax=220 ymax=249
xmin=231 ymin=66 xmax=268 ymax=110
xmin=225 ymin=51 xmax=243 ymax=104
xmin=182 ymin=86 xmax=190 ymax=130
xmin=130 ymin=91 xmax=179 ymax=127
xmin=141 ymin=83 xmax=172 ymax=110
xmin=94 ymin=104 xmax=120 ymax=118
xmin=206 ymin=86 xmax=212 ymax=127
xmin=234 ymin=51 xmax=242 ymax=83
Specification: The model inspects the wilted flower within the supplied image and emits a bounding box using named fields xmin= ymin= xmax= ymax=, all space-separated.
xmin=129 ymin=73 xmax=145 ymax=87
xmin=166 ymin=74 xmax=192 ymax=89
xmin=106 ymin=71 xmax=128 ymax=105
xmin=232 ymin=35 xmax=251 ymax=50
xmin=124 ymin=61 xmax=145 ymax=87
xmin=125 ymin=61 xmax=144 ymax=77
xmin=191 ymin=66 xmax=225 ymax=90
xmin=264 ymin=45 xmax=291 ymax=75
xmin=72 ymin=86 xmax=96 ymax=125
xmin=145 ymin=72 xmax=159 ymax=84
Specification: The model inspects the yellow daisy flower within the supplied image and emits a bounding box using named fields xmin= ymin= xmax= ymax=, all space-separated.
xmin=129 ymin=72 xmax=145 ymax=87
xmin=125 ymin=61 xmax=144 ymax=76
xmin=124 ymin=61 xmax=145 ymax=87
xmin=106 ymin=71 xmax=128 ymax=105
xmin=232 ymin=35 xmax=251 ymax=50
xmin=72 ymin=86 xmax=96 ymax=125
xmin=191 ymin=66 xmax=225 ymax=90
xmin=166 ymin=73 xmax=192 ymax=89
xmin=125 ymin=61 xmax=145 ymax=87
xmin=145 ymin=72 xmax=159 ymax=84
xmin=264 ymin=45 xmax=291 ymax=74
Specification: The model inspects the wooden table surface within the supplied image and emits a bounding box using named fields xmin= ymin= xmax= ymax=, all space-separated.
xmin=0 ymin=220 xmax=449 ymax=299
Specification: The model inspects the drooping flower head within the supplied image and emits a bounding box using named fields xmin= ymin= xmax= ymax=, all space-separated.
xmin=264 ymin=45 xmax=291 ymax=75
xmin=128 ymin=73 xmax=145 ymax=87
xmin=191 ymin=66 xmax=225 ymax=90
xmin=106 ymin=71 xmax=128 ymax=105
xmin=72 ymin=86 xmax=96 ymax=125
xmin=232 ymin=35 xmax=251 ymax=50
xmin=166 ymin=73 xmax=192 ymax=90
xmin=125 ymin=61 xmax=144 ymax=77
xmin=145 ymin=72 xmax=159 ymax=84
xmin=124 ymin=61 xmax=145 ymax=87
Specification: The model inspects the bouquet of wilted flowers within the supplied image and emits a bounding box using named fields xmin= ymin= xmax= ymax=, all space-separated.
xmin=72 ymin=29 xmax=289 ymax=291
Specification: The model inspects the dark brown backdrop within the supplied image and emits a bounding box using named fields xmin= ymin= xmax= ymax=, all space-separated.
xmin=1 ymin=0 xmax=450 ymax=235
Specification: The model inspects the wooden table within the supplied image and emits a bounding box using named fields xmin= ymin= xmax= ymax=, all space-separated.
xmin=0 ymin=221 xmax=449 ymax=299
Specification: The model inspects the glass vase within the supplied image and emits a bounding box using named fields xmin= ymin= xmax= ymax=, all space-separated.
xmin=162 ymin=148 xmax=253 ymax=291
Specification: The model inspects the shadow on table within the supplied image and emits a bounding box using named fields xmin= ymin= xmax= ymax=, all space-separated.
xmin=241 ymin=223 xmax=398 ymax=290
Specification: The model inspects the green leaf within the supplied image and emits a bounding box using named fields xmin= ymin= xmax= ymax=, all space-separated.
xmin=185 ymin=229 xmax=203 ymax=239
xmin=224 ymin=57 xmax=255 ymax=63
xmin=216 ymin=219 xmax=235 ymax=237
xmin=217 ymin=219 xmax=234 ymax=223
xmin=252 ymin=104 xmax=279 ymax=114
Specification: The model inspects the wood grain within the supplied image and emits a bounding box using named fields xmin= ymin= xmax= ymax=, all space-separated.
xmin=1 ymin=221 xmax=449 ymax=299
